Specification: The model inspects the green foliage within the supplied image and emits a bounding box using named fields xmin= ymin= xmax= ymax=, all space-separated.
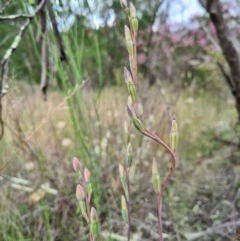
xmin=186 ymin=129 xmax=224 ymax=159
xmin=1 ymin=1 xmax=240 ymax=241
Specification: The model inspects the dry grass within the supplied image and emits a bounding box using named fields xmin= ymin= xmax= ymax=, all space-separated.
xmin=0 ymin=81 xmax=239 ymax=241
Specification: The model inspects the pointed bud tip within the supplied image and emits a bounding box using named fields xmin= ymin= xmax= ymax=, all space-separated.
xmin=129 ymin=2 xmax=137 ymax=17
xmin=124 ymin=67 xmax=132 ymax=83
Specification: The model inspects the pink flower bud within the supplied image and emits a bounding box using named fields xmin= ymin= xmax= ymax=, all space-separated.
xmin=72 ymin=157 xmax=82 ymax=171
xmin=90 ymin=207 xmax=100 ymax=237
xmin=84 ymin=168 xmax=91 ymax=183
xmin=90 ymin=207 xmax=98 ymax=222
xmin=120 ymin=0 xmax=128 ymax=8
xmin=76 ymin=184 xmax=85 ymax=200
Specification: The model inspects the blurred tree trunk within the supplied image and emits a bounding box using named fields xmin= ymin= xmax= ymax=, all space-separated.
xmin=199 ymin=0 xmax=240 ymax=125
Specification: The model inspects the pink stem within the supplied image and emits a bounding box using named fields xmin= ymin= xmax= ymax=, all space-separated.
xmin=142 ymin=127 xmax=177 ymax=241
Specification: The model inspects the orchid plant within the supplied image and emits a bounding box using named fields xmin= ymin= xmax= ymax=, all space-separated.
xmin=119 ymin=1 xmax=178 ymax=241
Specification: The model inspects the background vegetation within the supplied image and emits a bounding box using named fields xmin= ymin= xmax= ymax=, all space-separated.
xmin=0 ymin=0 xmax=240 ymax=240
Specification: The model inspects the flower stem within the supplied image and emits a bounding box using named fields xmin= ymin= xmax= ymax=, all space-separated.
xmin=126 ymin=167 xmax=131 ymax=241
xmin=142 ymin=127 xmax=177 ymax=240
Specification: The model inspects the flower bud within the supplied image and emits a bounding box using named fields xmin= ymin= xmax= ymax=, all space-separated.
xmin=119 ymin=164 xmax=129 ymax=199
xmin=84 ymin=168 xmax=91 ymax=183
xmin=79 ymin=200 xmax=88 ymax=222
xmin=124 ymin=121 xmax=130 ymax=144
xmin=85 ymin=183 xmax=92 ymax=202
xmin=127 ymin=104 xmax=137 ymax=119
xmin=126 ymin=143 xmax=133 ymax=167
xmin=90 ymin=207 xmax=98 ymax=222
xmin=151 ymin=159 xmax=161 ymax=194
xmin=120 ymin=0 xmax=128 ymax=8
xmin=76 ymin=184 xmax=85 ymax=200
xmin=124 ymin=67 xmax=137 ymax=102
xmin=170 ymin=115 xmax=178 ymax=152
xmin=121 ymin=195 xmax=128 ymax=223
xmin=124 ymin=25 xmax=131 ymax=42
xmin=132 ymin=116 xmax=144 ymax=133
xmin=90 ymin=207 xmax=100 ymax=236
xmin=127 ymin=105 xmax=145 ymax=133
xmin=126 ymin=41 xmax=134 ymax=57
xmin=129 ymin=2 xmax=137 ymax=18
xmin=72 ymin=157 xmax=82 ymax=171
xmin=131 ymin=18 xmax=138 ymax=33
xmin=124 ymin=25 xmax=133 ymax=56
xmin=129 ymin=3 xmax=138 ymax=33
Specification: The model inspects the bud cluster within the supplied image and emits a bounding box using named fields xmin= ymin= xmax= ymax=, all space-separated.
xmin=73 ymin=157 xmax=100 ymax=239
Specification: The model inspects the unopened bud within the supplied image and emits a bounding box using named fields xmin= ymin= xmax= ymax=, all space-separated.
xmin=79 ymin=200 xmax=88 ymax=222
xmin=170 ymin=115 xmax=178 ymax=152
xmin=90 ymin=207 xmax=100 ymax=236
xmin=124 ymin=25 xmax=133 ymax=56
xmin=84 ymin=168 xmax=91 ymax=183
xmin=151 ymin=159 xmax=161 ymax=194
xmin=76 ymin=185 xmax=88 ymax=222
xmin=129 ymin=3 xmax=138 ymax=33
xmin=121 ymin=195 xmax=128 ymax=223
xmin=85 ymin=183 xmax=92 ymax=201
xmin=127 ymin=104 xmax=137 ymax=119
xmin=120 ymin=0 xmax=128 ymax=8
xmin=126 ymin=143 xmax=133 ymax=167
xmin=129 ymin=2 xmax=137 ymax=18
xmin=132 ymin=116 xmax=144 ymax=133
xmin=124 ymin=25 xmax=131 ymax=42
xmin=76 ymin=184 xmax=85 ymax=200
xmin=119 ymin=164 xmax=129 ymax=199
xmin=126 ymin=40 xmax=134 ymax=57
xmin=124 ymin=121 xmax=130 ymax=144
xmin=131 ymin=18 xmax=138 ymax=33
xmin=124 ymin=67 xmax=137 ymax=102
xmin=72 ymin=157 xmax=82 ymax=172
xmin=90 ymin=207 xmax=98 ymax=221
xmin=127 ymin=105 xmax=145 ymax=133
